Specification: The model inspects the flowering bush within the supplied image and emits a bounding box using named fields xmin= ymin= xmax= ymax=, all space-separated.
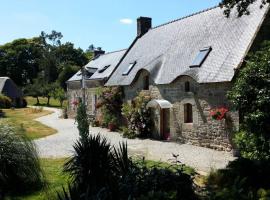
xmin=96 ymin=87 xmax=123 ymax=128
xmin=122 ymin=92 xmax=152 ymax=138
xmin=210 ymin=107 xmax=228 ymax=120
xmin=72 ymin=99 xmax=79 ymax=106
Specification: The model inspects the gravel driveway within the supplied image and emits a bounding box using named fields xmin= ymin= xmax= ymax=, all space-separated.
xmin=34 ymin=107 xmax=235 ymax=173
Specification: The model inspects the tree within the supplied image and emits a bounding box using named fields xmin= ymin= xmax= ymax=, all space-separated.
xmin=228 ymin=41 xmax=270 ymax=160
xmin=219 ymin=0 xmax=269 ymax=17
xmin=51 ymin=87 xmax=66 ymax=107
xmin=57 ymin=64 xmax=80 ymax=89
xmin=0 ymin=38 xmax=43 ymax=86
xmin=24 ymin=80 xmax=43 ymax=105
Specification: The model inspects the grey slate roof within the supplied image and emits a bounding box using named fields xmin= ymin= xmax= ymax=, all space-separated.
xmin=106 ymin=4 xmax=269 ymax=86
xmin=67 ymin=49 xmax=126 ymax=82
xmin=0 ymin=77 xmax=23 ymax=98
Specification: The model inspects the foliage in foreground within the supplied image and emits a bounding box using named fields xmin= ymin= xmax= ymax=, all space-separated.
xmin=0 ymin=125 xmax=44 ymax=198
xmin=206 ymin=158 xmax=270 ymax=200
xmin=58 ymin=134 xmax=197 ymax=200
xmin=228 ymin=41 xmax=270 ymax=160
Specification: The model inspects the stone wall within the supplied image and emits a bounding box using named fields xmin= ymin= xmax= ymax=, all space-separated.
xmin=66 ymin=80 xmax=102 ymax=118
xmin=123 ymin=71 xmax=239 ymax=151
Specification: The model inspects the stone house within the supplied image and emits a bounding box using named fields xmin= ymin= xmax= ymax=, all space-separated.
xmin=66 ymin=49 xmax=126 ymax=117
xmin=105 ymin=4 xmax=270 ymax=151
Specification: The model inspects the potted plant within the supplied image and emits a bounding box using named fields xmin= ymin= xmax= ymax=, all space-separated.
xmin=108 ymin=117 xmax=117 ymax=131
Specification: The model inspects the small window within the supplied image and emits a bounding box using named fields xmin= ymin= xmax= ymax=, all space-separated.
xmin=122 ymin=61 xmax=136 ymax=76
xmin=190 ymin=47 xmax=212 ymax=68
xmin=98 ymin=65 xmax=110 ymax=73
xmin=185 ymin=81 xmax=190 ymax=92
xmin=184 ymin=103 xmax=193 ymax=123
xmin=143 ymin=75 xmax=149 ymax=90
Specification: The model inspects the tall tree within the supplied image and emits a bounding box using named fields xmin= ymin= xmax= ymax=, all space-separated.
xmin=220 ymin=0 xmax=269 ymax=17
xmin=228 ymin=41 xmax=270 ymax=160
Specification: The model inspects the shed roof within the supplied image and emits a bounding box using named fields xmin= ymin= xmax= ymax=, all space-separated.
xmin=106 ymin=4 xmax=269 ymax=86
xmin=0 ymin=77 xmax=23 ymax=98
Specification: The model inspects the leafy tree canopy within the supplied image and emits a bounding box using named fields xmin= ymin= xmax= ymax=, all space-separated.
xmin=228 ymin=41 xmax=270 ymax=160
xmin=220 ymin=0 xmax=269 ymax=17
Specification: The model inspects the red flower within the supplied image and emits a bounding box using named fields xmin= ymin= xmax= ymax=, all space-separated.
xmin=72 ymin=100 xmax=79 ymax=106
xmin=210 ymin=107 xmax=228 ymax=120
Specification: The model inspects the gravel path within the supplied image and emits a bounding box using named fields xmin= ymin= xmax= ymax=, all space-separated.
xmin=34 ymin=107 xmax=235 ymax=173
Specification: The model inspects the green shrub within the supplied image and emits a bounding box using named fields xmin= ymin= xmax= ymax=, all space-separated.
xmin=0 ymin=94 xmax=12 ymax=108
xmin=234 ymin=131 xmax=270 ymax=160
xmin=96 ymin=87 xmax=123 ymax=128
xmin=228 ymin=41 xmax=270 ymax=160
xmin=75 ymin=100 xmax=89 ymax=141
xmin=122 ymin=127 xmax=136 ymax=139
xmin=0 ymin=125 xmax=44 ymax=198
xmin=122 ymin=91 xmax=152 ymax=138
xmin=59 ymin=134 xmax=197 ymax=200
xmin=206 ymin=158 xmax=270 ymax=200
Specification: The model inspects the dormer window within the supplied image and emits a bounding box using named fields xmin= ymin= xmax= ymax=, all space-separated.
xmin=98 ymin=65 xmax=110 ymax=73
xmin=185 ymin=81 xmax=190 ymax=92
xmin=122 ymin=61 xmax=136 ymax=76
xmin=190 ymin=47 xmax=212 ymax=68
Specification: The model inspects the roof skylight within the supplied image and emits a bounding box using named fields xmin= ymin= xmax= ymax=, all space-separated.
xmin=98 ymin=65 xmax=110 ymax=73
xmin=122 ymin=61 xmax=136 ymax=76
xmin=190 ymin=47 xmax=212 ymax=68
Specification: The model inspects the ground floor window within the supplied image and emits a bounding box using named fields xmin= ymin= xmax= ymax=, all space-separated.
xmin=184 ymin=103 xmax=193 ymax=123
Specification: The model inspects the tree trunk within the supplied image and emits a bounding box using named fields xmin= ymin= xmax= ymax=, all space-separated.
xmin=47 ymin=96 xmax=50 ymax=106
xmin=60 ymin=100 xmax=63 ymax=108
xmin=36 ymin=96 xmax=40 ymax=105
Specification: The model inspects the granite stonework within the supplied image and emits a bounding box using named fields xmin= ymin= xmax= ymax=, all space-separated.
xmin=66 ymin=80 xmax=101 ymax=118
xmin=123 ymin=71 xmax=239 ymax=151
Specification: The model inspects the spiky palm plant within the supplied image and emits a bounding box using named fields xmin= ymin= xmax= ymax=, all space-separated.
xmin=64 ymin=134 xmax=117 ymax=197
xmin=0 ymin=125 xmax=44 ymax=198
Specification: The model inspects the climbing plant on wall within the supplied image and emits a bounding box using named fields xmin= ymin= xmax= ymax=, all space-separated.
xmin=96 ymin=86 xmax=123 ymax=129
xmin=122 ymin=91 xmax=152 ymax=138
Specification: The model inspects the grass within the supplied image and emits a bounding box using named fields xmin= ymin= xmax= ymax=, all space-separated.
xmin=25 ymin=96 xmax=67 ymax=108
xmin=4 ymin=158 xmax=198 ymax=200
xmin=6 ymin=158 xmax=69 ymax=200
xmin=1 ymin=108 xmax=57 ymax=140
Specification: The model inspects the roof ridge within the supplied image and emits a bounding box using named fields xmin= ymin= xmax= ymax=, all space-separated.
xmin=103 ymin=48 xmax=127 ymax=55
xmin=151 ymin=5 xmax=219 ymax=30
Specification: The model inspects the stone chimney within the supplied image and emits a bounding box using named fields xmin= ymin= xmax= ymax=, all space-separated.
xmin=137 ymin=17 xmax=152 ymax=37
xmin=94 ymin=49 xmax=105 ymax=58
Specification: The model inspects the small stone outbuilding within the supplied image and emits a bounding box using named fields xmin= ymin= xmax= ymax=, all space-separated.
xmin=0 ymin=77 xmax=24 ymax=106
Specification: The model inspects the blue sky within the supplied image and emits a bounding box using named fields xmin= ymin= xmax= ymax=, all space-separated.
xmin=0 ymin=0 xmax=220 ymax=52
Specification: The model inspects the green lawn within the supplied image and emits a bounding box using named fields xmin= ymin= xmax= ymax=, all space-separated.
xmin=1 ymin=108 xmax=57 ymax=140
xmin=26 ymin=96 xmax=67 ymax=108
xmin=6 ymin=158 xmax=69 ymax=200
xmin=4 ymin=158 xmax=197 ymax=200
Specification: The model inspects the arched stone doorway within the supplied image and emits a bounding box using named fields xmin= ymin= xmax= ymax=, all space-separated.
xmin=146 ymin=99 xmax=173 ymax=140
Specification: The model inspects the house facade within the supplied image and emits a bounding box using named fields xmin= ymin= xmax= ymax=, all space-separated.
xmin=105 ymin=5 xmax=270 ymax=151
xmin=68 ymin=4 xmax=270 ymax=151
xmin=66 ymin=49 xmax=126 ymax=117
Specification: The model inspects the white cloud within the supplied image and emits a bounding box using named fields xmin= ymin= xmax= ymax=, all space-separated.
xmin=120 ymin=18 xmax=133 ymax=25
